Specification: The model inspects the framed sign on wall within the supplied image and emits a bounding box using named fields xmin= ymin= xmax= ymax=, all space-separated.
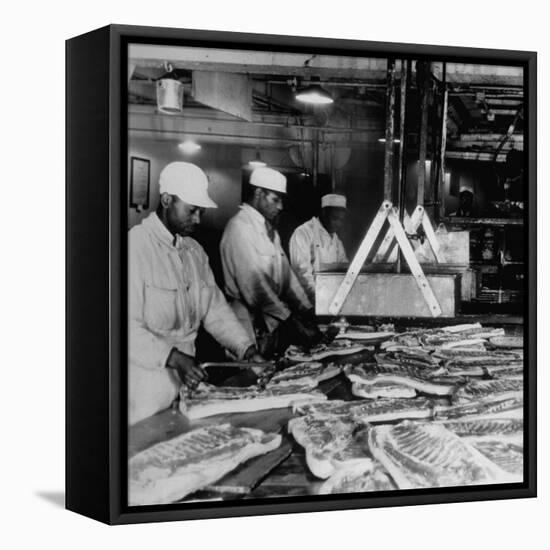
xmin=66 ymin=24 xmax=536 ymax=525
xmin=129 ymin=156 xmax=150 ymax=210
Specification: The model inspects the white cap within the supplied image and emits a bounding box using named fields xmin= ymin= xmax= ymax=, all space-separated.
xmin=321 ymin=193 xmax=347 ymax=209
xmin=250 ymin=167 xmax=287 ymax=194
xmin=159 ymin=162 xmax=217 ymax=208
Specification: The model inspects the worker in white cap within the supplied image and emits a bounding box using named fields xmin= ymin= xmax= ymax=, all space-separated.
xmin=289 ymin=193 xmax=348 ymax=303
xmin=128 ymin=162 xmax=264 ymax=425
xmin=220 ymin=167 xmax=321 ymax=357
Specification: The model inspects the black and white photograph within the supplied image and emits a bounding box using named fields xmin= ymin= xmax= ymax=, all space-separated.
xmin=125 ymin=39 xmax=531 ymax=507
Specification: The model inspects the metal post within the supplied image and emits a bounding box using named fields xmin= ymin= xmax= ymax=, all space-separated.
xmin=383 ymin=58 xmax=397 ymax=200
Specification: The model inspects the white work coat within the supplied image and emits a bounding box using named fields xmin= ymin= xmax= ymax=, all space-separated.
xmin=220 ymin=204 xmax=312 ymax=342
xmin=128 ymin=212 xmax=253 ymax=425
xmin=289 ymin=216 xmax=348 ymax=302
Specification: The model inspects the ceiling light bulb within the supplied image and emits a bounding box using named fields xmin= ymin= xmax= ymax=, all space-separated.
xmin=178 ymin=140 xmax=201 ymax=154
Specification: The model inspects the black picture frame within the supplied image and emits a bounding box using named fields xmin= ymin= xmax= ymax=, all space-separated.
xmin=66 ymin=24 xmax=537 ymax=525
xmin=129 ymin=156 xmax=150 ymax=210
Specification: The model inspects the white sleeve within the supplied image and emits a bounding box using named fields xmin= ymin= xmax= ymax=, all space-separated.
xmin=289 ymin=227 xmax=315 ymax=302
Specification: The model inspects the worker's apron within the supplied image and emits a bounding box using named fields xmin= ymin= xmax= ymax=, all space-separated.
xmin=128 ymin=331 xmax=196 ymax=426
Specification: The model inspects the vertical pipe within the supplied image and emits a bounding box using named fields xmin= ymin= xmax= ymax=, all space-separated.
xmin=418 ymin=62 xmax=431 ymax=206
xmin=383 ymin=58 xmax=397 ymax=200
xmin=312 ymin=129 xmax=319 ymax=188
xmin=396 ymin=59 xmax=410 ymax=274
xmin=434 ymin=63 xmax=447 ymax=222
xmin=438 ymin=83 xmax=449 ymax=221
xmin=397 ymin=60 xmax=410 ymax=223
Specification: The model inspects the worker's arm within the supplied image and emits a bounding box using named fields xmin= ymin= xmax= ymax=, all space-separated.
xmin=337 ymin=236 xmax=349 ymax=263
xmin=221 ymin=223 xmax=292 ymax=332
xmin=289 ymin=227 xmax=316 ymax=302
xmin=198 ymin=249 xmax=256 ymax=359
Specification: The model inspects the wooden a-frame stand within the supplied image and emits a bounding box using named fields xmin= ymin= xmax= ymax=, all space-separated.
xmin=327 ymin=200 xmax=444 ymax=318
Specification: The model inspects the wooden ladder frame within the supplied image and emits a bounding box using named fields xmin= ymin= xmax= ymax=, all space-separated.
xmin=327 ymin=201 xmax=443 ymax=317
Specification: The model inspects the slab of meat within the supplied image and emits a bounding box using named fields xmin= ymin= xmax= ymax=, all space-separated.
xmin=368 ymin=421 xmax=515 ymax=489
xmin=288 ymin=415 xmax=369 ymax=478
xmin=442 ymin=418 xmax=523 ymax=440
xmin=485 ymin=364 xmax=524 ymax=379
xmin=433 ymin=396 xmax=523 ymax=421
xmin=285 ymin=339 xmax=369 ymax=362
xmin=180 ymin=383 xmax=327 ymax=420
xmin=294 ymin=397 xmax=434 ymax=424
xmin=318 ymin=460 xmax=396 ymax=495
xmin=489 ymin=336 xmax=524 ymax=349
xmin=265 ymin=362 xmax=342 ymax=389
xmin=453 ymin=379 xmax=523 ymax=404
xmin=129 ymin=424 xmax=281 ymax=505
xmin=469 ymin=439 xmax=523 ymax=478
xmin=335 ymin=331 xmax=395 ymax=342
xmin=351 ymin=381 xmax=417 ymax=400
xmin=346 ymin=364 xmax=457 ymax=397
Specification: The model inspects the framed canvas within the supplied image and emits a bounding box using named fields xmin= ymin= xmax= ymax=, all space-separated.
xmin=66 ymin=24 xmax=537 ymax=525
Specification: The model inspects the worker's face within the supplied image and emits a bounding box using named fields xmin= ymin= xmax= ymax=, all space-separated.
xmin=164 ymin=194 xmax=205 ymax=236
xmin=321 ymin=207 xmax=347 ymax=234
xmin=257 ymin=189 xmax=284 ymax=222
xmin=459 ymin=192 xmax=473 ymax=210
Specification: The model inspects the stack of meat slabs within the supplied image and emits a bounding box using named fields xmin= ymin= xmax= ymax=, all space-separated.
xmin=346 ymin=364 xmax=457 ymax=399
xmin=180 ymin=383 xmax=327 ymax=420
xmin=368 ymin=420 xmax=516 ymax=489
xmin=265 ymin=362 xmax=342 ymax=390
xmin=318 ymin=459 xmax=396 ymax=495
xmin=128 ymin=423 xmax=281 ymax=505
xmin=442 ymin=418 xmax=524 ymax=480
xmin=287 ymin=414 xmax=371 ymax=479
xmin=285 ymin=339 xmax=370 ymax=363
xmin=382 ymin=323 xmax=505 ymax=352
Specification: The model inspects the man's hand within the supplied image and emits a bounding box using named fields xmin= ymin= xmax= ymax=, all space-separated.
xmin=243 ymin=345 xmax=271 ymax=375
xmin=289 ymin=314 xmax=323 ymax=348
xmin=165 ymin=348 xmax=207 ymax=390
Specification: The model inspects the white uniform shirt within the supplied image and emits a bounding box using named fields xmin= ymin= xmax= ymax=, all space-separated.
xmin=220 ymin=204 xmax=312 ymax=339
xmin=289 ymin=216 xmax=348 ymax=302
xmin=128 ymin=212 xmax=253 ymax=424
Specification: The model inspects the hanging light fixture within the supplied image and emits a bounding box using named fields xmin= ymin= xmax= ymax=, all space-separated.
xmin=295 ymin=76 xmax=334 ymax=105
xmin=156 ymin=63 xmax=184 ymax=114
xmin=248 ymin=149 xmax=267 ymax=168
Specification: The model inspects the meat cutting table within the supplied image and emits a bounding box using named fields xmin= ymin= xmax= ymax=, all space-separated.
xmin=127 ymin=320 xmax=523 ymax=503
xmin=127 ymin=354 xmax=368 ymax=502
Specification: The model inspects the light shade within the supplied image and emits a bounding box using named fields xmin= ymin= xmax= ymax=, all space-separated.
xmin=296 ymin=84 xmax=334 ymax=105
xmin=156 ymin=78 xmax=184 ymax=114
